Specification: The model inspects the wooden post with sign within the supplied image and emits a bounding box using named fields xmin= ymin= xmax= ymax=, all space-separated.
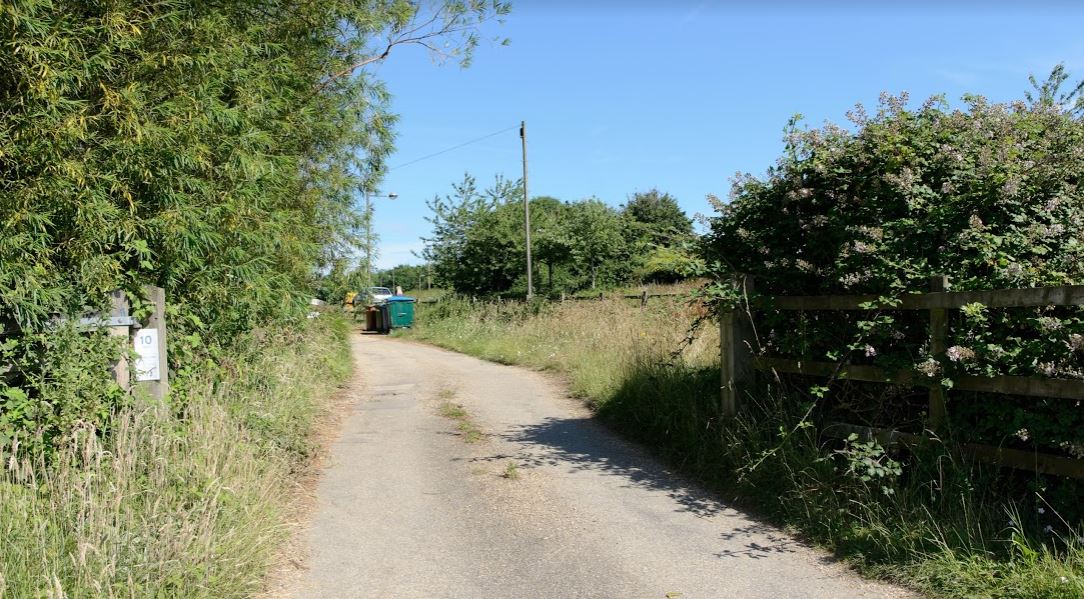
xmin=134 ymin=286 xmax=168 ymax=401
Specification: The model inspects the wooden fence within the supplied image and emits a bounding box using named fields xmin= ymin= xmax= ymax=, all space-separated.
xmin=561 ymin=291 xmax=682 ymax=307
xmin=0 ymin=286 xmax=169 ymax=399
xmin=417 ymin=291 xmax=684 ymax=308
xmin=720 ymin=276 xmax=1084 ymax=478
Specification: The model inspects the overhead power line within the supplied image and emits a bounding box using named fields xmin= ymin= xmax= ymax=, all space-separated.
xmin=388 ymin=125 xmax=519 ymax=171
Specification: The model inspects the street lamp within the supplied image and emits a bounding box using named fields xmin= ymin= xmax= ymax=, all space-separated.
xmin=362 ymin=188 xmax=398 ymax=289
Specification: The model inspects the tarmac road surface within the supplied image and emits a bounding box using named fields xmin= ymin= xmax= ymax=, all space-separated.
xmin=281 ymin=334 xmax=914 ymax=599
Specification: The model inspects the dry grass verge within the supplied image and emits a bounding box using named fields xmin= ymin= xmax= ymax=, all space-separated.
xmin=0 ymin=314 xmax=352 ymax=598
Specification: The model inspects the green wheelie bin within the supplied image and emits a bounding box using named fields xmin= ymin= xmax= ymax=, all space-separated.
xmin=378 ymin=296 xmax=416 ymax=333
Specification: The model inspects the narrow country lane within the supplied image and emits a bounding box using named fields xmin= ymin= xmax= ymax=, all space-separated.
xmin=280 ymin=333 xmax=914 ymax=599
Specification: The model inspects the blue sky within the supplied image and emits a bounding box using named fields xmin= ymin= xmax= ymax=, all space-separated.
xmin=370 ymin=2 xmax=1084 ymax=268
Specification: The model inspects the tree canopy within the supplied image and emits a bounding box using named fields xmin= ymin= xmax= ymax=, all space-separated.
xmin=622 ymin=189 xmax=694 ymax=244
xmin=421 ymin=174 xmax=694 ymax=296
xmin=0 ymin=0 xmax=507 ymax=445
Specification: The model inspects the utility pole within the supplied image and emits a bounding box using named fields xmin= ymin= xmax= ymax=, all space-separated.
xmin=364 ymin=190 xmax=372 ymax=290
xmin=520 ymin=120 xmax=534 ymax=300
xmin=361 ymin=188 xmax=397 ymax=291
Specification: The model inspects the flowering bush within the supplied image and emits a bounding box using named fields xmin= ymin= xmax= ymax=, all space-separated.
xmin=701 ymin=79 xmax=1084 ymax=469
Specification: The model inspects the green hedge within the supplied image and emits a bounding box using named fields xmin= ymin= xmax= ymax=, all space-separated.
xmin=701 ymin=80 xmax=1084 ymax=519
xmin=0 ymin=1 xmax=515 ymax=446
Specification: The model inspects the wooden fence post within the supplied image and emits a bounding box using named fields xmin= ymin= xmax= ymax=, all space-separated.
xmin=134 ymin=286 xmax=168 ymax=401
xmin=107 ymin=290 xmax=131 ymax=392
xmin=720 ymin=277 xmax=755 ymax=417
xmin=928 ymin=275 xmax=949 ymax=432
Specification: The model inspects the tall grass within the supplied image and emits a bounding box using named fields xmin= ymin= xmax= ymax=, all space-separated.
xmin=409 ymin=286 xmax=716 ymax=404
xmin=0 ymin=314 xmax=351 ymax=598
xmin=404 ymin=292 xmax=1084 ymax=598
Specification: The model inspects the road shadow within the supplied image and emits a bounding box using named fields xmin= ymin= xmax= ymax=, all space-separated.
xmin=714 ymin=523 xmax=804 ymax=558
xmin=473 ymin=415 xmax=730 ymax=519
xmin=463 ymin=415 xmax=814 ymax=559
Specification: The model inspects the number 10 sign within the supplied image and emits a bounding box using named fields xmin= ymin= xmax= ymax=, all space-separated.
xmin=134 ymin=328 xmax=161 ymax=382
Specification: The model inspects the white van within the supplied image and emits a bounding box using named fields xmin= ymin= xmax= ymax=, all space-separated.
xmin=364 ymin=287 xmax=394 ymax=303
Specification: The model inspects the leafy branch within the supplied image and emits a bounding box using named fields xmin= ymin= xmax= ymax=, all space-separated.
xmin=318 ymin=0 xmax=510 ymax=91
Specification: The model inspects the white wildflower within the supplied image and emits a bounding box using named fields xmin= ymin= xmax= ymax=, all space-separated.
xmin=1038 ymin=317 xmax=1062 ymax=332
xmin=916 ymin=358 xmax=942 ymax=377
xmin=1068 ymin=334 xmax=1083 ymax=352
xmin=840 ymin=272 xmax=865 ymax=287
xmin=946 ymin=346 xmax=976 ymax=362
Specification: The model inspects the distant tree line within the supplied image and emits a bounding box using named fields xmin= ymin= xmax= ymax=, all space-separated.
xmin=374 ymin=264 xmax=431 ymax=292
xmin=409 ymin=174 xmax=695 ymax=297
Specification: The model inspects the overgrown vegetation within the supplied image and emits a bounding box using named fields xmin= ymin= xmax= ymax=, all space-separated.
xmin=0 ymin=1 xmax=506 ymax=594
xmin=0 ymin=314 xmax=352 ymax=597
xmin=698 ymin=69 xmax=1084 ymax=520
xmin=1 ymin=0 xmax=507 ymax=445
xmin=406 ymin=284 xmax=709 ymax=401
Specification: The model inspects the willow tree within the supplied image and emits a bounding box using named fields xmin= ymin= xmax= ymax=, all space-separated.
xmin=0 ymin=0 xmax=508 ymax=440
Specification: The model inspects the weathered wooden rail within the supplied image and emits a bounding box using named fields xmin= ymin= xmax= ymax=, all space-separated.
xmin=562 ymin=291 xmax=683 ymax=306
xmin=771 ymin=284 xmax=1084 ymax=311
xmin=418 ymin=291 xmax=684 ymax=307
xmin=720 ymin=276 xmax=1084 ymax=478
